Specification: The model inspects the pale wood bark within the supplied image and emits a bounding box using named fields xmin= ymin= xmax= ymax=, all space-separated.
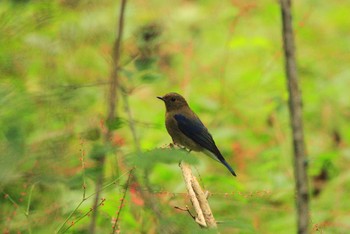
xmin=179 ymin=161 xmax=217 ymax=229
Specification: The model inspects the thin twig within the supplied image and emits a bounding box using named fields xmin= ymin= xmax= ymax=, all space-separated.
xmin=55 ymin=170 xmax=131 ymax=234
xmin=79 ymin=138 xmax=87 ymax=199
xmin=120 ymin=87 xmax=141 ymax=153
xmin=56 ymin=200 xmax=84 ymax=234
xmin=85 ymin=170 xmax=132 ymax=200
xmin=2 ymin=190 xmax=33 ymax=233
xmin=112 ymin=169 xmax=134 ymax=233
xmin=61 ymin=198 xmax=106 ymax=234
xmin=174 ymin=205 xmax=195 ymax=220
xmin=2 ymin=192 xmax=20 ymax=211
xmin=25 ymin=182 xmax=37 ymax=234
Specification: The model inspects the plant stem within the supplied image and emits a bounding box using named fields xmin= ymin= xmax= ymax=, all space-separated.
xmin=280 ymin=0 xmax=310 ymax=233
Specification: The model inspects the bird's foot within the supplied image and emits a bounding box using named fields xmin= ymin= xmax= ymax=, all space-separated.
xmin=169 ymin=142 xmax=184 ymax=149
xmin=179 ymin=147 xmax=191 ymax=154
xmin=170 ymin=143 xmax=191 ymax=152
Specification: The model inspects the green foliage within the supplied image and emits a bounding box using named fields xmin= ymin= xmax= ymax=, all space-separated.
xmin=88 ymin=144 xmax=107 ymax=161
xmin=106 ymin=117 xmax=124 ymax=130
xmin=126 ymin=148 xmax=199 ymax=170
xmin=134 ymin=57 xmax=157 ymax=71
xmin=81 ymin=127 xmax=100 ymax=141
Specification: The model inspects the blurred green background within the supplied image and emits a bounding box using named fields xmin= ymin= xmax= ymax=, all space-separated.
xmin=1 ymin=0 xmax=349 ymax=233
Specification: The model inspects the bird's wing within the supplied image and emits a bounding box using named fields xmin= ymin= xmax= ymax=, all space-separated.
xmin=174 ymin=113 xmax=237 ymax=177
xmin=173 ymin=114 xmax=223 ymax=160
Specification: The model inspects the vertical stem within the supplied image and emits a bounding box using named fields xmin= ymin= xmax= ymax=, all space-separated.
xmin=107 ymin=0 xmax=127 ymax=130
xmin=280 ymin=0 xmax=309 ymax=233
xmin=120 ymin=87 xmax=141 ymax=153
xmin=112 ymin=169 xmax=133 ymax=233
xmin=89 ymin=0 xmax=127 ymax=233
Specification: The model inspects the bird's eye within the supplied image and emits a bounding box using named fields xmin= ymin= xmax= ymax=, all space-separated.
xmin=171 ymin=97 xmax=176 ymax=102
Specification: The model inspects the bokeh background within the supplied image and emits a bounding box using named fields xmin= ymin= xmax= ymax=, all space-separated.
xmin=1 ymin=0 xmax=349 ymax=233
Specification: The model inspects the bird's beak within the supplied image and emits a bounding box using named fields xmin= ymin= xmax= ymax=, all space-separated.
xmin=157 ymin=96 xmax=164 ymax=101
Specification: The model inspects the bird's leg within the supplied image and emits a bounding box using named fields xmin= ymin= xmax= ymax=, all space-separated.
xmin=170 ymin=142 xmax=182 ymax=149
xmin=180 ymin=146 xmax=190 ymax=152
xmin=174 ymin=143 xmax=184 ymax=149
xmin=168 ymin=142 xmax=184 ymax=149
xmin=182 ymin=147 xmax=192 ymax=155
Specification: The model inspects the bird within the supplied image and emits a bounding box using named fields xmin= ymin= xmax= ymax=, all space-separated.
xmin=157 ymin=92 xmax=236 ymax=177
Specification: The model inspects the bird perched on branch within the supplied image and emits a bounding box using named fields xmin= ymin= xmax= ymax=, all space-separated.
xmin=157 ymin=92 xmax=236 ymax=177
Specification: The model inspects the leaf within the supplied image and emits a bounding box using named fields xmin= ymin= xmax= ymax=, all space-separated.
xmin=134 ymin=57 xmax=156 ymax=71
xmin=89 ymin=143 xmax=113 ymax=161
xmin=106 ymin=117 xmax=124 ymax=130
xmin=140 ymin=72 xmax=162 ymax=83
xmin=81 ymin=127 xmax=100 ymax=141
xmin=85 ymin=166 xmax=103 ymax=179
xmin=121 ymin=69 xmax=134 ymax=79
xmin=126 ymin=148 xmax=199 ymax=170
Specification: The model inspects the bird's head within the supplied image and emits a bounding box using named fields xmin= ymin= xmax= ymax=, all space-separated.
xmin=157 ymin=92 xmax=189 ymax=112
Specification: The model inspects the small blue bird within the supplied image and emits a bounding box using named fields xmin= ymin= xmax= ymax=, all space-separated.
xmin=158 ymin=92 xmax=236 ymax=177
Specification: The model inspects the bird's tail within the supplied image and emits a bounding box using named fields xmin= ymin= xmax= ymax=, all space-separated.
xmin=203 ymin=149 xmax=237 ymax=177
xmin=221 ymin=159 xmax=237 ymax=177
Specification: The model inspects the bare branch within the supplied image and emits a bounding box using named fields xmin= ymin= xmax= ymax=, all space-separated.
xmin=112 ymin=169 xmax=133 ymax=233
xmin=192 ymin=176 xmax=217 ymax=228
xmin=174 ymin=206 xmax=196 ymax=220
xmin=179 ymin=161 xmax=218 ymax=229
xmin=179 ymin=162 xmax=207 ymax=227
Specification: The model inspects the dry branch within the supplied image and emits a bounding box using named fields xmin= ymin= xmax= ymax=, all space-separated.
xmin=180 ymin=162 xmax=207 ymax=227
xmin=192 ymin=176 xmax=217 ymax=227
xmin=179 ymin=161 xmax=217 ymax=229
